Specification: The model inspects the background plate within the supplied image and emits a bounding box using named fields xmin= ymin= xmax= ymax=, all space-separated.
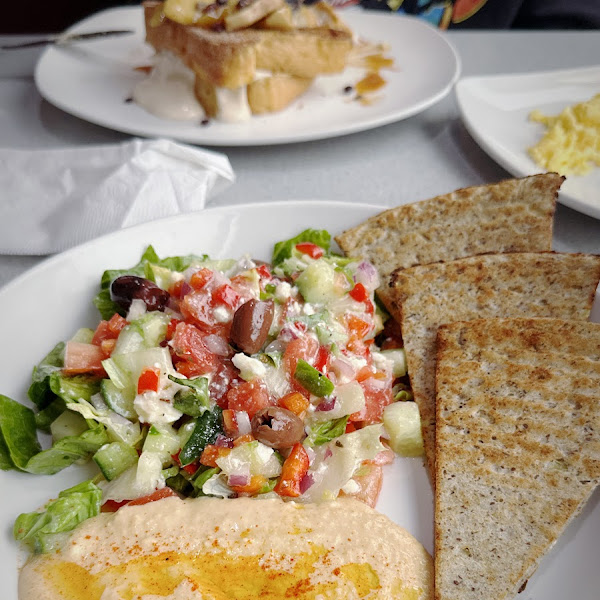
xmin=1 ymin=201 xmax=598 ymax=599
xmin=34 ymin=8 xmax=460 ymax=146
xmin=456 ymin=66 xmax=600 ymax=220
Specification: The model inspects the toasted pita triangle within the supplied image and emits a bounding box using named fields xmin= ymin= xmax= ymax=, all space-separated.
xmin=334 ymin=173 xmax=561 ymax=285
xmin=384 ymin=252 xmax=600 ymax=475
xmin=434 ymin=318 xmax=600 ymax=600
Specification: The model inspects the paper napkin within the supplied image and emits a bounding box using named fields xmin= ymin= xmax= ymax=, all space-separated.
xmin=0 ymin=138 xmax=235 ymax=255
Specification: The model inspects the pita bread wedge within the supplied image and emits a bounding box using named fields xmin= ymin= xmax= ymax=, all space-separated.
xmin=434 ymin=318 xmax=600 ymax=600
xmin=334 ymin=173 xmax=561 ymax=283
xmin=386 ymin=252 xmax=600 ymax=475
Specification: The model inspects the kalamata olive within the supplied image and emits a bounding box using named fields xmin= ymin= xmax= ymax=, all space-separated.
xmin=230 ymin=299 xmax=274 ymax=354
xmin=110 ymin=275 xmax=170 ymax=312
xmin=251 ymin=407 xmax=305 ymax=449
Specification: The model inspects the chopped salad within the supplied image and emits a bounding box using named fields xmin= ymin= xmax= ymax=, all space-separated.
xmin=1 ymin=229 xmax=423 ymax=553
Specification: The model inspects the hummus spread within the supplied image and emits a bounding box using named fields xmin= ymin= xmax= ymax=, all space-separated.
xmin=19 ymin=497 xmax=432 ymax=600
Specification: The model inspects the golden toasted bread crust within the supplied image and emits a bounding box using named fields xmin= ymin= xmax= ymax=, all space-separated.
xmin=385 ymin=252 xmax=600 ymax=476
xmin=435 ymin=318 xmax=600 ymax=600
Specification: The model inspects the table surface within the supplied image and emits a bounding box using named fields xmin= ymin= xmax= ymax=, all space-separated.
xmin=1 ymin=25 xmax=599 ymax=288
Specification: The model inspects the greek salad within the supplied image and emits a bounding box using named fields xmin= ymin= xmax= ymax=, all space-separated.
xmin=1 ymin=229 xmax=423 ymax=553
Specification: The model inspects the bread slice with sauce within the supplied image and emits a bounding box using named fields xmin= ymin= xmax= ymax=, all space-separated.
xmin=434 ymin=317 xmax=600 ymax=600
xmin=334 ymin=173 xmax=561 ymax=291
xmin=383 ymin=251 xmax=600 ymax=476
xmin=142 ymin=0 xmax=352 ymax=117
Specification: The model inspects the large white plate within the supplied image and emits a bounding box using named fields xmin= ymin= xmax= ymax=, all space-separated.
xmin=34 ymin=8 xmax=460 ymax=146
xmin=456 ymin=66 xmax=600 ymax=220
xmin=0 ymin=202 xmax=598 ymax=600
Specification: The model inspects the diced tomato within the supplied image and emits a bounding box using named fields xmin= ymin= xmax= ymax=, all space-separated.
xmin=279 ymin=391 xmax=309 ymax=415
xmin=126 ymin=487 xmax=179 ymax=506
xmin=340 ymin=464 xmax=382 ymax=508
xmin=100 ymin=338 xmax=117 ymax=357
xmin=210 ymin=359 xmax=242 ymax=407
xmin=180 ymin=291 xmax=217 ymax=332
xmin=182 ymin=462 xmax=199 ymax=476
xmin=226 ymin=379 xmax=270 ymax=419
xmin=283 ymin=336 xmax=319 ymax=379
xmin=101 ymin=499 xmax=129 ymax=513
xmin=63 ymin=341 xmax=106 ymax=376
xmin=348 ymin=282 xmax=374 ymax=315
xmin=200 ymin=444 xmax=231 ymax=467
xmin=165 ymin=318 xmax=182 ymax=341
xmin=137 ymin=366 xmax=161 ymax=394
xmin=189 ymin=268 xmax=213 ymax=291
xmin=91 ymin=320 xmax=111 ymax=346
xmin=356 ymin=376 xmax=394 ymax=424
xmin=356 ymin=365 xmax=376 ymax=383
xmin=295 ymin=242 xmax=324 ymax=259
xmin=274 ymin=443 xmax=310 ymax=498
xmin=171 ymin=322 xmax=218 ymax=375
xmin=345 ymin=421 xmax=357 ymax=433
xmin=256 ymin=264 xmax=272 ymax=280
xmin=366 ymin=448 xmax=395 ymax=466
xmin=169 ymin=279 xmax=185 ymax=299
xmin=230 ymin=475 xmax=266 ymax=496
xmin=107 ymin=313 xmax=127 ymax=335
xmin=314 ymin=346 xmax=329 ymax=373
xmin=212 ymin=284 xmax=241 ymax=309
xmin=346 ymin=314 xmax=372 ymax=342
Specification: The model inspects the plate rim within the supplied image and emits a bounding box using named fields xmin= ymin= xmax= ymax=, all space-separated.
xmin=33 ymin=6 xmax=461 ymax=147
xmin=455 ymin=66 xmax=600 ymax=220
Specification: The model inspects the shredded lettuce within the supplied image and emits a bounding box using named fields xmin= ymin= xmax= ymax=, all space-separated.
xmin=305 ymin=416 xmax=349 ymax=446
xmin=0 ymin=395 xmax=41 ymax=470
xmin=14 ymin=480 xmax=102 ymax=553
xmin=28 ymin=342 xmax=64 ymax=409
xmin=169 ymin=375 xmax=210 ymax=417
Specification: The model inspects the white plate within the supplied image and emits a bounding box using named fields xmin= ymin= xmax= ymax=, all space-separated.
xmin=456 ymin=66 xmax=600 ymax=220
xmin=0 ymin=202 xmax=598 ymax=600
xmin=34 ymin=8 xmax=460 ymax=146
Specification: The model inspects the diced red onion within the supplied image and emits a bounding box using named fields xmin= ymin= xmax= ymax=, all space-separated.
xmin=180 ymin=281 xmax=192 ymax=298
xmin=330 ymin=358 xmax=355 ymax=382
xmin=354 ymin=261 xmax=380 ymax=291
xmin=215 ymin=434 xmax=234 ymax=448
xmin=324 ymin=447 xmax=333 ymax=460
xmin=228 ymin=473 xmax=250 ymax=487
xmin=235 ymin=411 xmax=252 ymax=436
xmin=205 ymin=334 xmax=230 ymax=356
xmin=279 ymin=321 xmax=307 ymax=342
xmin=305 ymin=446 xmax=316 ymax=465
xmin=316 ymin=397 xmax=336 ymax=412
xmin=299 ymin=473 xmax=314 ymax=494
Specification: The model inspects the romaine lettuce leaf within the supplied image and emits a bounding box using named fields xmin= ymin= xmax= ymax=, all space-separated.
xmin=24 ymin=425 xmax=108 ymax=475
xmin=272 ymin=229 xmax=331 ymax=267
xmin=28 ymin=342 xmax=64 ymax=409
xmin=14 ymin=480 xmax=102 ymax=553
xmin=169 ymin=375 xmax=210 ymax=417
xmin=305 ymin=416 xmax=349 ymax=446
xmin=0 ymin=395 xmax=41 ymax=470
xmin=179 ymin=406 xmax=223 ymax=466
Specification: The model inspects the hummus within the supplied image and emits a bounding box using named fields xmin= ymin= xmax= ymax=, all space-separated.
xmin=19 ymin=497 xmax=432 ymax=600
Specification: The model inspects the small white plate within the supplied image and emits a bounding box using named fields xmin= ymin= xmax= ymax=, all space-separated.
xmin=456 ymin=66 xmax=600 ymax=219
xmin=0 ymin=201 xmax=599 ymax=600
xmin=34 ymin=7 xmax=460 ymax=146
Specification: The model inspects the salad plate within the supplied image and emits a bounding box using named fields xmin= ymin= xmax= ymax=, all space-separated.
xmin=456 ymin=66 xmax=600 ymax=220
xmin=0 ymin=201 xmax=598 ymax=600
xmin=34 ymin=7 xmax=460 ymax=146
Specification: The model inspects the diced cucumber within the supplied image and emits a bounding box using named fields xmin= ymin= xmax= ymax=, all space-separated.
xmin=50 ymin=410 xmax=89 ymax=442
xmin=102 ymin=347 xmax=174 ymax=392
xmin=150 ymin=264 xmax=184 ymax=291
xmin=112 ymin=326 xmax=144 ymax=356
xmin=383 ymin=402 xmax=424 ymax=457
xmin=295 ymin=260 xmax=340 ymax=304
xmin=143 ymin=425 xmax=181 ymax=457
xmin=93 ymin=442 xmax=139 ymax=481
xmin=70 ymin=328 xmax=95 ymax=344
xmin=101 ymin=378 xmax=136 ymax=420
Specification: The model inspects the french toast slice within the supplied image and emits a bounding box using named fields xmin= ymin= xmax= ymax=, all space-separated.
xmin=143 ymin=0 xmax=352 ymax=89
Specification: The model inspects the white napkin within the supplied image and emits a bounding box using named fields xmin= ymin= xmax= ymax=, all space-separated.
xmin=0 ymin=138 xmax=235 ymax=255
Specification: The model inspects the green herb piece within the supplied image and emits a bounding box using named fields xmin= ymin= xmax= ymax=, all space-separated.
xmin=305 ymin=416 xmax=349 ymax=446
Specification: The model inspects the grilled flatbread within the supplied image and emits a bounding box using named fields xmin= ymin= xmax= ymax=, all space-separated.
xmin=386 ymin=252 xmax=600 ymax=475
xmin=434 ymin=318 xmax=600 ymax=600
xmin=334 ymin=173 xmax=561 ymax=283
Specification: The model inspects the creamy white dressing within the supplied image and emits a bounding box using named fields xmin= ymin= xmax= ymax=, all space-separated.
xmin=215 ymin=86 xmax=252 ymax=123
xmin=133 ymin=51 xmax=205 ymax=122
